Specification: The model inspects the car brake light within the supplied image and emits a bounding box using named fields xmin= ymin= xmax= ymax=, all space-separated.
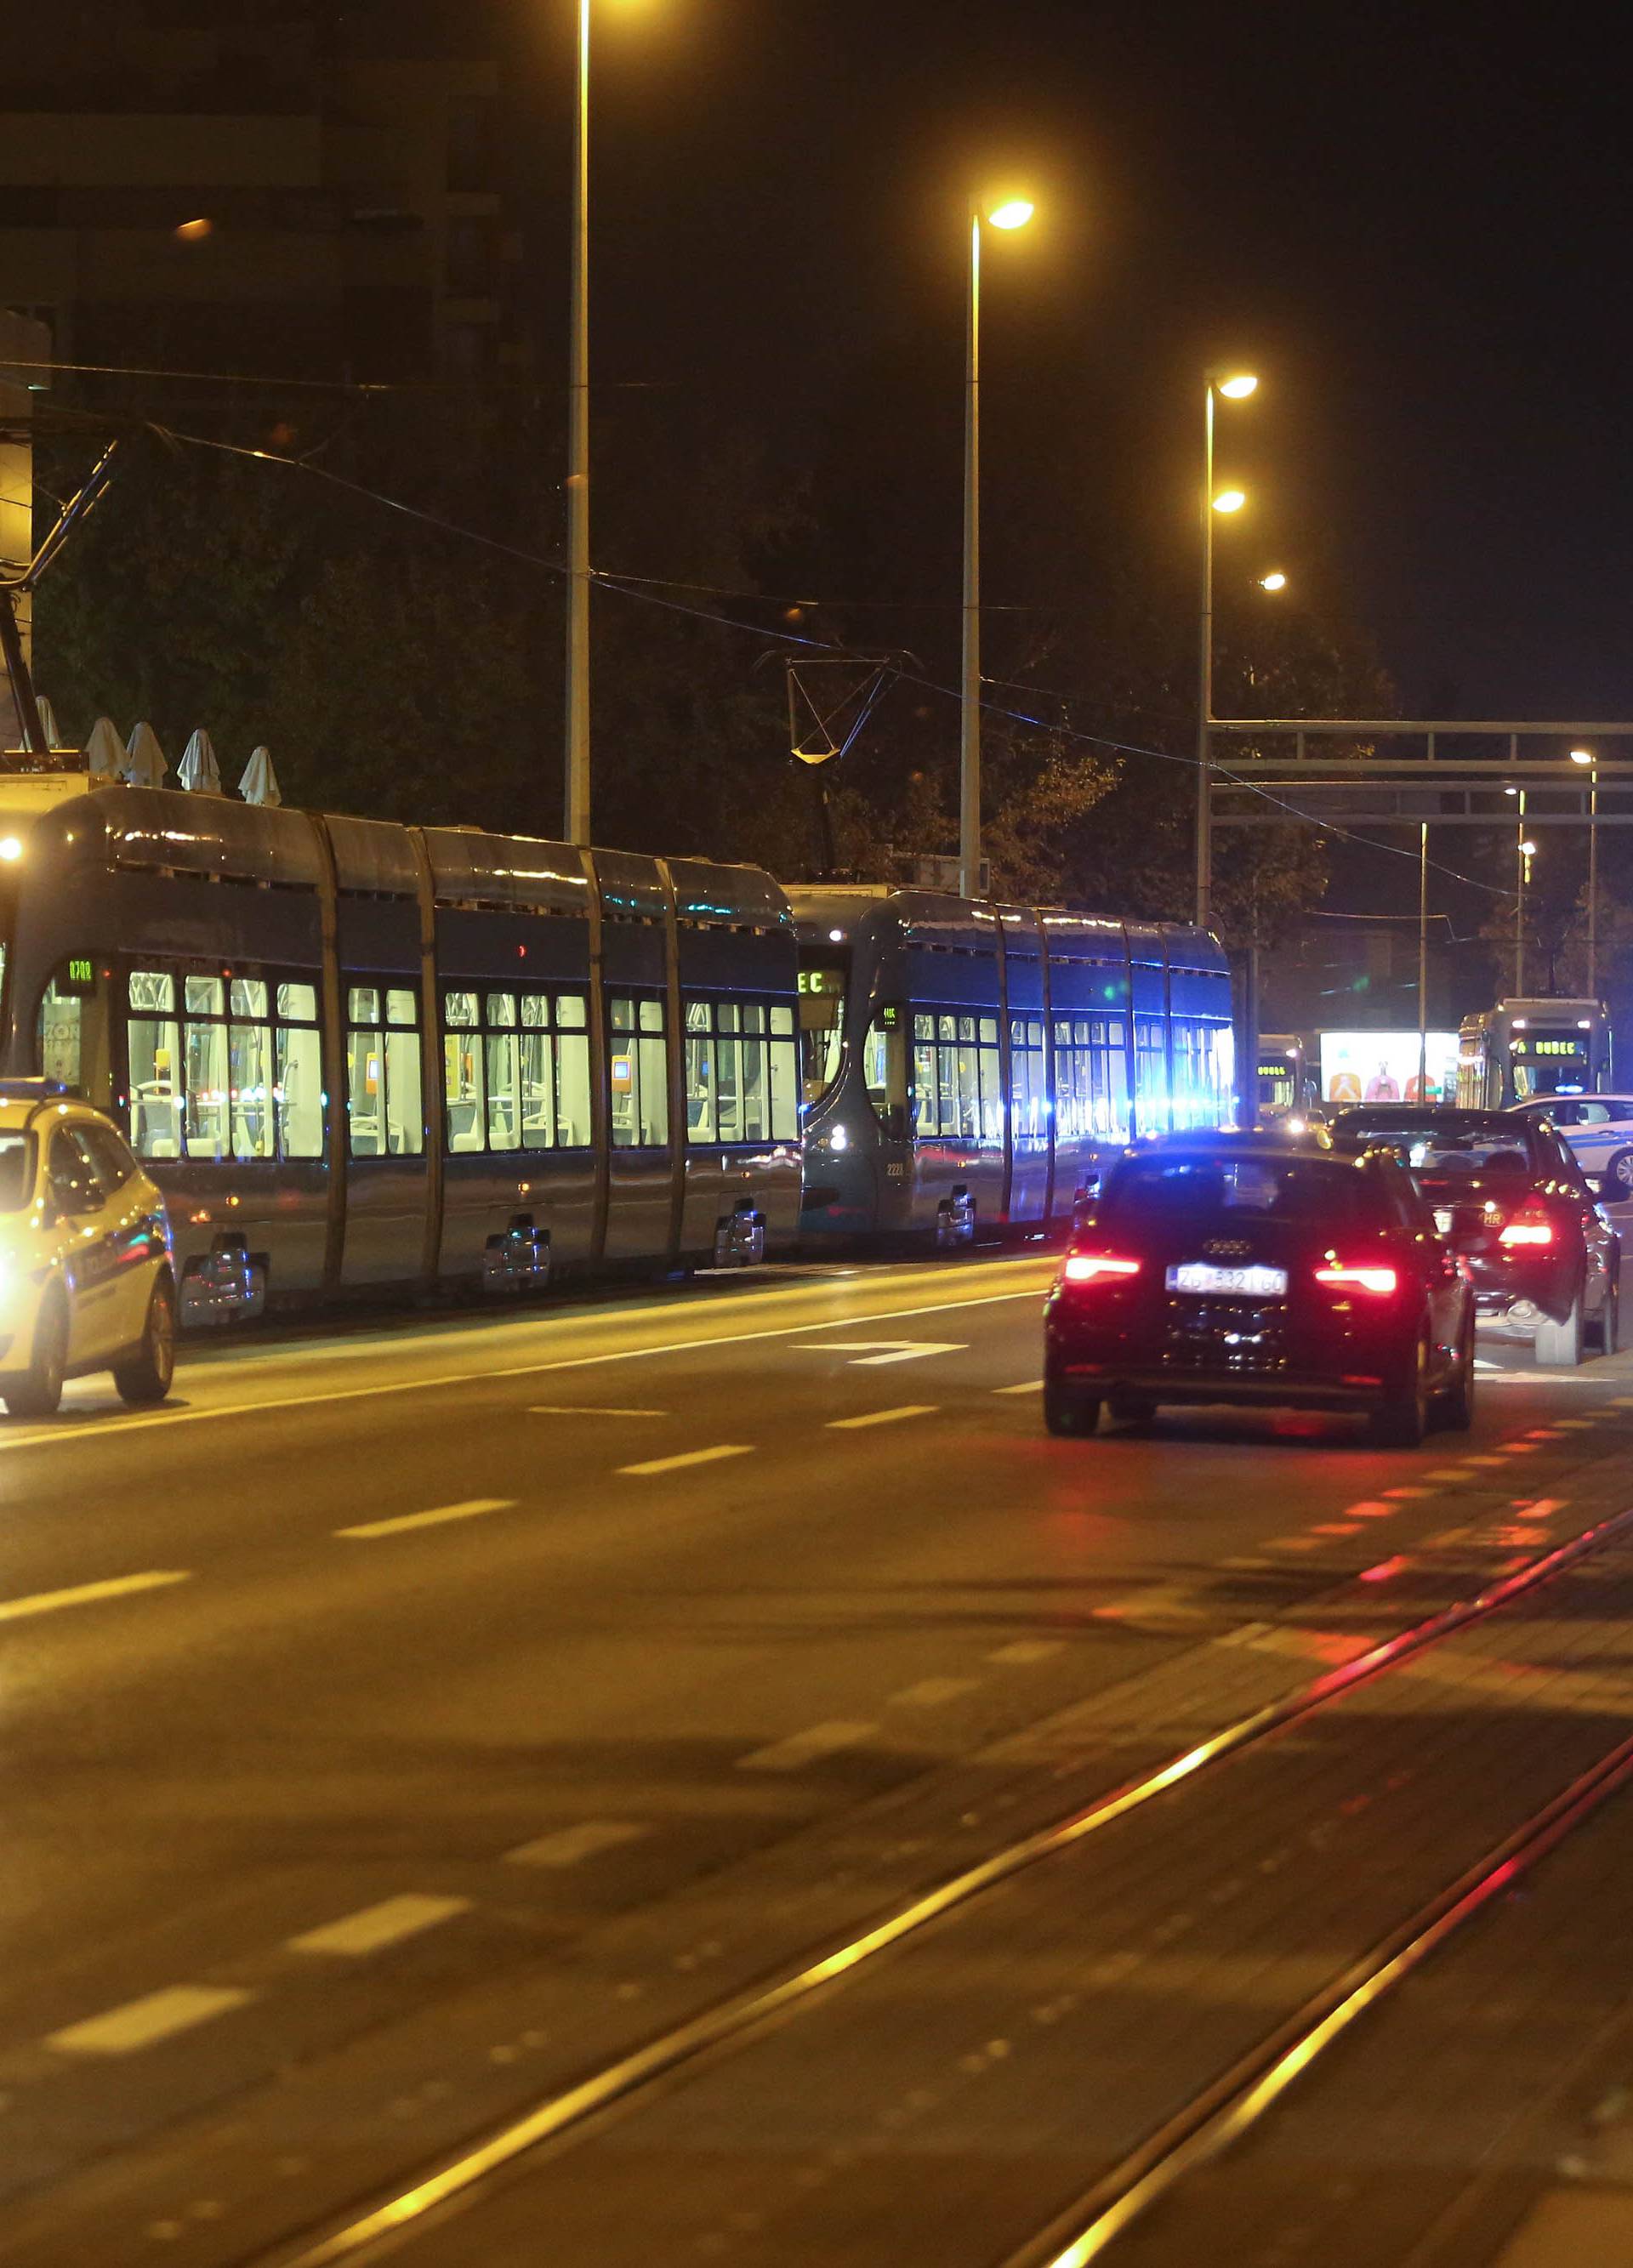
xmin=1499 ymin=1200 xmax=1555 ymax=1248
xmin=1061 ymin=1252 xmax=1141 ymax=1285
xmin=1314 ymin=1264 xmax=1398 ymax=1294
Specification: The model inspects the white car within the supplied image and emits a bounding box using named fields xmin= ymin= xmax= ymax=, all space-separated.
xmin=0 ymin=1083 xmax=177 ymax=1419
xmin=1512 ymin=1094 xmax=1633 ymax=1199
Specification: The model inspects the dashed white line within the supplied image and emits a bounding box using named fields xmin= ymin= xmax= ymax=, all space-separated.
xmin=336 ymin=1498 xmax=514 ymax=1540
xmin=505 ymin=1822 xmax=651 ymax=1869
xmin=889 ymin=1677 xmax=977 ymax=1708
xmin=617 ymin=1444 xmax=754 ymax=1477
xmin=48 ymin=1985 xmax=253 ymax=2057
xmin=992 ymin=1379 xmax=1044 ymax=1395
xmin=288 ymin=1895 xmax=471 ymax=1958
xmin=737 ymin=1720 xmax=877 ymax=1773
xmin=826 ymin=1406 xmax=936 ymax=1431
xmin=0 ymin=1569 xmax=191 ymax=1625
xmin=987 ymin=1639 xmax=1065 ymax=1664
xmin=528 ymin=1406 xmax=669 ymax=1418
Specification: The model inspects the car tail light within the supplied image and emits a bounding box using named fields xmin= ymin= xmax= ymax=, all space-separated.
xmin=1314 ymin=1264 xmax=1399 ymax=1294
xmin=1061 ymin=1251 xmax=1141 ymax=1286
xmin=1499 ymin=1198 xmax=1555 ymax=1248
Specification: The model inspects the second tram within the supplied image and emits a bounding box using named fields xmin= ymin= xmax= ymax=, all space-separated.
xmin=1456 ymin=998 xmax=1612 ymax=1108
xmin=791 ymin=886 xmax=1233 ymax=1245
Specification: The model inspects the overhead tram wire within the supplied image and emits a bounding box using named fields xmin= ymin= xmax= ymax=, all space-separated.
xmin=146 ymin=420 xmax=1511 ymax=903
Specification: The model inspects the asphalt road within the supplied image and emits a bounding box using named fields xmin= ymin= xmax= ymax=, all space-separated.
xmin=4 ymin=1244 xmax=1633 ymax=2266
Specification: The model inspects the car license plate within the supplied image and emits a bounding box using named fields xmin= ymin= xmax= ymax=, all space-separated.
xmin=1166 ymin=1262 xmax=1289 ymax=1296
xmin=1434 ymin=1208 xmax=1454 ymax=1234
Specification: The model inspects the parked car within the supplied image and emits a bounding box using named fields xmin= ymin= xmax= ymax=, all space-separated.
xmin=1510 ymin=1093 xmax=1633 ymax=1199
xmin=1044 ymin=1132 xmax=1473 ymax=1446
xmin=1329 ymin=1105 xmax=1619 ymax=1367
xmin=0 ymin=1081 xmax=176 ymax=1418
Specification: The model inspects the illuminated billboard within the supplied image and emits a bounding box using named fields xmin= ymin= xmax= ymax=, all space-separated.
xmin=1319 ymin=1030 xmax=1460 ymax=1107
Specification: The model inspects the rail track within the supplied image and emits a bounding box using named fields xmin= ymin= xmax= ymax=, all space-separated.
xmin=247 ymin=1497 xmax=1633 ymax=2268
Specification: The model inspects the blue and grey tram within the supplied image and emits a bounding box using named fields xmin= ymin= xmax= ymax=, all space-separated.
xmin=0 ymin=772 xmax=803 ymax=1321
xmin=789 ymin=885 xmax=1235 ymax=1245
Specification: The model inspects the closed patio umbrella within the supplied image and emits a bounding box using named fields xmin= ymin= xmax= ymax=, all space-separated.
xmin=122 ymin=721 xmax=168 ymax=787
xmin=85 ymin=716 xmax=123 ymax=782
xmin=239 ymin=745 xmax=282 ymax=808
xmin=178 ymin=727 xmax=223 ymax=793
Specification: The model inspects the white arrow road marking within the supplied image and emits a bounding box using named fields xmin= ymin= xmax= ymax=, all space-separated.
xmin=791 ymin=1340 xmax=968 ymax=1367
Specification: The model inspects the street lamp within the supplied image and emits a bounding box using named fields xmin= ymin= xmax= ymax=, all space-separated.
xmin=1195 ymin=371 xmax=1258 ymax=930
xmin=959 ymin=191 xmax=1033 ymax=899
xmin=1572 ymin=747 xmax=1599 ymax=998
xmin=1515 ymin=782 xmax=1535 ymax=993
xmin=563 ymin=0 xmax=595 ymax=845
xmin=1257 ymin=571 xmax=1287 ymax=592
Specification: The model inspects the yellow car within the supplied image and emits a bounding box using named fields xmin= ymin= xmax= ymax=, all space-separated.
xmin=0 ymin=1083 xmax=176 ymax=1420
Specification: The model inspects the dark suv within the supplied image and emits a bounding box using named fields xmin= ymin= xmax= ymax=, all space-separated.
xmin=1044 ymin=1134 xmax=1473 ymax=1446
xmin=1329 ymin=1106 xmax=1619 ymax=1366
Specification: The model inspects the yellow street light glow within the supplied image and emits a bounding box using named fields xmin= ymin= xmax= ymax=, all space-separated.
xmin=174 ymin=217 xmax=213 ymax=242
xmin=0 ymin=835 xmax=21 ymax=861
xmin=1213 ymin=489 xmax=1247 ymax=514
xmin=1570 ymin=747 xmax=1595 ymax=765
xmin=985 ymin=199 xmax=1035 ymax=230
xmin=1217 ymin=373 xmax=1258 ymax=399
xmin=1259 ymin=571 xmax=1287 ymax=591
xmin=1520 ymin=839 xmax=1538 ymax=855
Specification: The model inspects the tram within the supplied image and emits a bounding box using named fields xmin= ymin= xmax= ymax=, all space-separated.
xmin=1255 ymin=1033 xmax=1315 ymax=1121
xmin=791 ymin=886 xmax=1234 ymax=1245
xmin=0 ymin=773 xmax=801 ymax=1319
xmin=0 ymin=773 xmax=1234 ymax=1316
xmin=1456 ymin=998 xmax=1612 ymax=1109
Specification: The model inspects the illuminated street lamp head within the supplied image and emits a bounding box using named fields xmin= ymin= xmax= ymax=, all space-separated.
xmin=1570 ymin=747 xmax=1596 ymax=765
xmin=1216 ymin=373 xmax=1258 ymax=399
xmin=1504 ymin=784 xmax=1519 ymax=796
xmin=1520 ymin=839 xmax=1538 ymax=856
xmin=985 ymin=198 xmax=1034 ymax=230
xmin=1212 ymin=489 xmax=1247 ymax=514
xmin=1258 ymin=571 xmax=1287 ymax=591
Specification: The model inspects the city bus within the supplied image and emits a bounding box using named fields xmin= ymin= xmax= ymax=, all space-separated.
xmin=1456 ymin=998 xmax=1612 ymax=1108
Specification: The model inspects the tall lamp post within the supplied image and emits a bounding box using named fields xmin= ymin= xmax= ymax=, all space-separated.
xmin=1572 ymin=747 xmax=1599 ymax=998
xmin=563 ymin=0 xmax=593 ymax=845
xmin=959 ymin=194 xmax=1033 ymax=900
xmin=1195 ymin=371 xmax=1257 ymax=930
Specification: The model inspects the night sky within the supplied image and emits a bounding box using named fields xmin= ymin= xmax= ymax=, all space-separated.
xmin=490 ymin=0 xmax=1631 ymax=722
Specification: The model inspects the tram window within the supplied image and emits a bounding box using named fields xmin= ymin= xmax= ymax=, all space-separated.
xmin=769 ymin=1005 xmax=798 ymax=1140
xmin=127 ymin=971 xmax=180 ymax=1159
xmin=609 ymin=995 xmax=669 ymax=1148
xmin=442 ymin=989 xmax=485 ymax=1152
xmin=185 ymin=1015 xmax=230 ymax=1161
xmin=1010 ymin=1017 xmax=1047 ymax=1145
xmin=485 ymin=991 xmax=520 ymax=1152
xmin=276 ymin=1022 xmax=323 ymax=1158
xmin=862 ymin=1007 xmax=909 ymax=1137
xmin=684 ymin=1000 xmax=716 ymax=1141
xmin=1133 ymin=1016 xmax=1169 ymax=1133
xmin=278 ymin=981 xmax=316 ymax=1023
xmin=230 ymin=1013 xmax=275 ymax=1160
xmin=518 ymin=993 xmax=554 ymax=1149
xmin=557 ymin=995 xmax=591 ymax=1145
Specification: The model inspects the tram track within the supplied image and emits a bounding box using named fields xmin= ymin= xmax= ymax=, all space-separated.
xmin=246 ymin=1497 xmax=1633 ymax=2268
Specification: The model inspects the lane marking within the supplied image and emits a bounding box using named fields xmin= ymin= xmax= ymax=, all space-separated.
xmin=617 ymin=1445 xmax=753 ymax=1477
xmin=992 ymin=1379 xmax=1044 ymax=1395
xmin=737 ymin=1720 xmax=876 ymax=1773
xmin=288 ymin=1895 xmax=471 ymax=1958
xmin=791 ymin=1339 xmax=968 ymax=1367
xmin=889 ymin=1677 xmax=977 ymax=1708
xmin=336 ymin=1498 xmax=513 ymax=1541
xmin=505 ymin=1822 xmax=651 ymax=1869
xmin=528 ymin=1405 xmax=669 ymax=1418
xmin=987 ymin=1639 xmax=1065 ymax=1664
xmin=0 ymin=1285 xmax=1048 ymax=1455
xmin=48 ymin=1985 xmax=252 ymax=2057
xmin=0 ymin=1569 xmax=191 ymax=1625
xmin=826 ymin=1405 xmax=936 ymax=1431
xmin=1422 ymin=1468 xmax=1468 ymax=1481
